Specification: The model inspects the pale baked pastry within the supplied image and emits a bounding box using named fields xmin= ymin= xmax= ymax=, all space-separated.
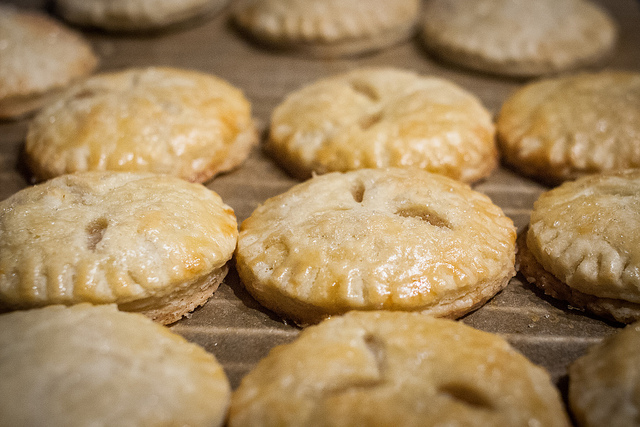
xmin=517 ymin=170 xmax=640 ymax=324
xmin=228 ymin=310 xmax=570 ymax=426
xmin=497 ymin=71 xmax=640 ymax=185
xmin=0 ymin=303 xmax=230 ymax=426
xmin=55 ymin=0 xmax=229 ymax=32
xmin=0 ymin=171 xmax=238 ymax=325
xmin=569 ymin=322 xmax=640 ymax=427
xmin=232 ymin=0 xmax=420 ymax=57
xmin=267 ymin=67 xmax=497 ymax=183
xmin=0 ymin=5 xmax=98 ymax=119
xmin=25 ymin=66 xmax=257 ymax=183
xmin=235 ymin=168 xmax=516 ymax=326
xmin=420 ymin=0 xmax=617 ymax=77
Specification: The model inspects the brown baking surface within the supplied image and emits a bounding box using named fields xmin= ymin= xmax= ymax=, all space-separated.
xmin=1 ymin=0 xmax=638 ymax=398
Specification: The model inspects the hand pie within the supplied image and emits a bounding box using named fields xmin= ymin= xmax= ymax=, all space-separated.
xmin=267 ymin=67 xmax=497 ymax=183
xmin=229 ymin=311 xmax=570 ymax=426
xmin=569 ymin=321 xmax=640 ymax=427
xmin=0 ymin=171 xmax=238 ymax=325
xmin=25 ymin=66 xmax=257 ymax=183
xmin=232 ymin=0 xmax=420 ymax=57
xmin=235 ymin=168 xmax=516 ymax=325
xmin=0 ymin=304 xmax=230 ymax=426
xmin=497 ymin=71 xmax=640 ymax=185
xmin=518 ymin=170 xmax=640 ymax=323
xmin=55 ymin=0 xmax=229 ymax=32
xmin=421 ymin=0 xmax=617 ymax=77
xmin=0 ymin=5 xmax=97 ymax=119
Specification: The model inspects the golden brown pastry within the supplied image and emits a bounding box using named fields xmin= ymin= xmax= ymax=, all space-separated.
xmin=0 ymin=5 xmax=98 ymax=119
xmin=0 ymin=303 xmax=230 ymax=426
xmin=267 ymin=67 xmax=497 ymax=183
xmin=232 ymin=0 xmax=420 ymax=57
xmin=25 ymin=66 xmax=257 ymax=183
xmin=517 ymin=169 xmax=640 ymax=323
xmin=420 ymin=0 xmax=617 ymax=77
xmin=497 ymin=71 xmax=640 ymax=185
xmin=569 ymin=321 xmax=640 ymax=427
xmin=55 ymin=0 xmax=229 ymax=32
xmin=0 ymin=171 xmax=238 ymax=324
xmin=229 ymin=310 xmax=570 ymax=426
xmin=235 ymin=168 xmax=516 ymax=325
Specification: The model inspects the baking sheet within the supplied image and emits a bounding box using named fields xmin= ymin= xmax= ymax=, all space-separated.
xmin=1 ymin=0 xmax=639 ymax=398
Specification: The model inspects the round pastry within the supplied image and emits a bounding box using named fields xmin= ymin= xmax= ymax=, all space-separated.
xmin=0 ymin=171 xmax=238 ymax=325
xmin=55 ymin=0 xmax=229 ymax=32
xmin=497 ymin=71 xmax=640 ymax=185
xmin=0 ymin=303 xmax=230 ymax=426
xmin=420 ymin=0 xmax=617 ymax=77
xmin=0 ymin=5 xmax=98 ymax=119
xmin=569 ymin=321 xmax=640 ymax=427
xmin=235 ymin=168 xmax=516 ymax=326
xmin=228 ymin=310 xmax=570 ymax=426
xmin=25 ymin=66 xmax=257 ymax=183
xmin=267 ymin=67 xmax=497 ymax=183
xmin=517 ymin=170 xmax=640 ymax=324
xmin=232 ymin=0 xmax=420 ymax=58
